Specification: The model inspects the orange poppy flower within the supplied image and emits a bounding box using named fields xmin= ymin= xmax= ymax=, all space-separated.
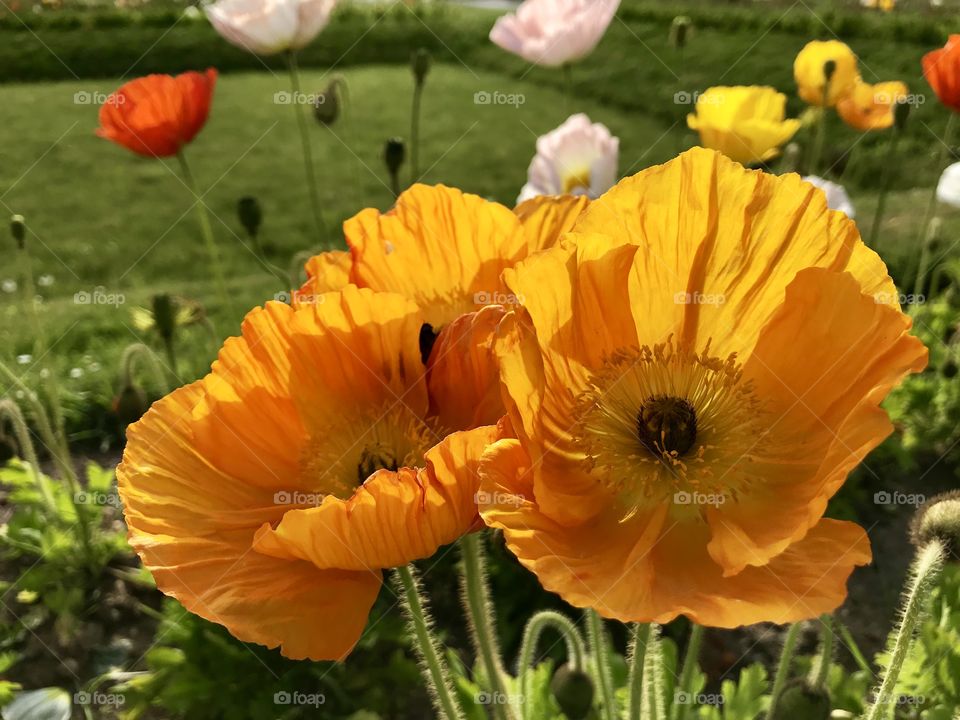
xmin=452 ymin=148 xmax=927 ymax=627
xmin=118 ymin=286 xmax=497 ymax=660
xmin=295 ymin=185 xmax=590 ymax=430
xmin=837 ymin=80 xmax=908 ymax=131
xmin=97 ymin=69 xmax=217 ymax=158
xmin=923 ymin=36 xmax=960 ymax=113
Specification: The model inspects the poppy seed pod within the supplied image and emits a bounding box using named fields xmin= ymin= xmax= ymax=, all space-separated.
xmin=411 ymin=48 xmax=432 ymax=87
xmin=237 ymin=196 xmax=262 ymax=239
xmin=770 ymin=680 xmax=831 ymax=720
xmin=384 ymin=138 xmax=406 ymax=176
xmin=10 ymin=214 xmax=25 ymax=250
xmin=911 ymin=491 xmax=960 ymax=560
xmin=550 ymin=664 xmax=594 ymax=720
xmin=669 ymin=16 xmax=692 ymax=49
xmin=114 ymin=383 xmax=150 ymax=429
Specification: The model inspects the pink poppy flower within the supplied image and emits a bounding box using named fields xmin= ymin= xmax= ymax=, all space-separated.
xmin=206 ymin=0 xmax=337 ymax=56
xmin=490 ymin=0 xmax=621 ymax=67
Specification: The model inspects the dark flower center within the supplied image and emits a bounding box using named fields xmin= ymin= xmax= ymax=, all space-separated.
xmin=636 ymin=396 xmax=697 ymax=457
xmin=357 ymin=447 xmax=399 ymax=482
xmin=419 ymin=323 xmax=439 ymax=365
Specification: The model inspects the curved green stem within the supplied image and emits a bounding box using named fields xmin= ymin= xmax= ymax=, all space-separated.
xmin=459 ymin=532 xmax=515 ymax=720
xmin=286 ymin=50 xmax=327 ymax=240
xmin=516 ymin=611 xmax=587 ymax=720
xmin=766 ymin=623 xmax=801 ymax=720
xmin=626 ymin=623 xmax=650 ymax=720
xmin=175 ymin=150 xmax=232 ymax=314
xmin=586 ymin=610 xmax=617 ymax=720
xmin=394 ymin=564 xmax=466 ymax=720
xmin=863 ymin=540 xmax=946 ymax=720
xmin=673 ymin=624 xmax=705 ymax=720
xmin=120 ymin=342 xmax=170 ymax=394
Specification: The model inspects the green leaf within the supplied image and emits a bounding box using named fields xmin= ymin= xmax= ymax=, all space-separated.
xmin=1 ymin=687 xmax=71 ymax=720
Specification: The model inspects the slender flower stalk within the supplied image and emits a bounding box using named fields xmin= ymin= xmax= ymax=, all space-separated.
xmin=863 ymin=540 xmax=947 ymax=720
xmin=586 ymin=610 xmax=617 ymax=720
xmin=672 ymin=624 xmax=705 ymax=720
xmin=808 ymin=615 xmax=834 ymax=689
xmin=766 ymin=623 xmax=801 ymax=720
xmin=867 ymin=102 xmax=910 ymax=247
xmin=807 ymin=61 xmax=834 ymax=176
xmin=459 ymin=532 xmax=516 ymax=720
xmin=285 ymin=50 xmax=327 ymax=239
xmin=120 ymin=343 xmax=170 ymax=396
xmin=175 ymin=151 xmax=232 ymax=314
xmin=913 ymin=114 xmax=956 ymax=253
xmin=516 ymin=611 xmax=587 ymax=720
xmin=410 ymin=49 xmax=431 ymax=183
xmin=563 ymin=63 xmax=574 ymax=114
xmin=642 ymin=623 xmax=667 ymax=720
xmin=913 ymin=217 xmax=941 ymax=302
xmin=626 ymin=623 xmax=650 ymax=720
xmin=0 ymin=399 xmax=56 ymax=513
xmin=393 ymin=564 xmax=466 ymax=720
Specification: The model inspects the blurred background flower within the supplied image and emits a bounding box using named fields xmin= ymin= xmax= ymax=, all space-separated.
xmin=837 ymin=80 xmax=908 ymax=131
xmin=803 ymin=175 xmax=856 ymax=217
xmin=205 ymin=0 xmax=338 ymax=55
xmin=686 ymin=85 xmax=800 ymax=165
xmin=517 ymin=113 xmax=619 ymax=203
xmin=794 ymin=39 xmax=859 ymax=106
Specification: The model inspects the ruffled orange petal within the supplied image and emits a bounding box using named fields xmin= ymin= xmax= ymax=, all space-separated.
xmin=514 ymin=194 xmax=590 ymax=251
xmin=705 ymin=268 xmax=927 ymax=575
xmin=498 ymin=237 xmax=640 ymax=524
xmin=345 ymin=184 xmax=527 ymax=328
xmin=296 ymin=249 xmax=352 ymax=303
xmin=478 ymin=438 xmax=871 ymax=627
xmin=569 ymin=147 xmax=897 ymax=357
xmin=253 ymin=427 xmax=498 ymax=570
xmin=426 ymin=305 xmax=507 ymax=432
xmin=118 ymin=383 xmax=381 ymax=661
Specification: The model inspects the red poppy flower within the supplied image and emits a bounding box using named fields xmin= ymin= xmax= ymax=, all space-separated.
xmin=97 ymin=69 xmax=218 ymax=157
xmin=923 ymin=36 xmax=960 ymax=113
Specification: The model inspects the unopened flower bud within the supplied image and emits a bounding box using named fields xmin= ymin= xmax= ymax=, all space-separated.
xmin=313 ymin=79 xmax=342 ymax=126
xmin=669 ymin=16 xmax=692 ymax=49
xmin=412 ymin=48 xmax=432 ymax=86
xmin=384 ymin=138 xmax=406 ymax=177
xmin=550 ymin=664 xmax=594 ymax=720
xmin=152 ymin=294 xmax=176 ymax=343
xmin=770 ymin=680 xmax=830 ymax=720
xmin=895 ymin=99 xmax=911 ymax=131
xmin=10 ymin=215 xmax=25 ymax=250
xmin=237 ymin=196 xmax=262 ymax=239
xmin=114 ymin=382 xmax=149 ymax=428
xmin=911 ymin=490 xmax=960 ymax=560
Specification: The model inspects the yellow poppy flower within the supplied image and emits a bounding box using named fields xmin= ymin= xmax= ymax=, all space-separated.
xmin=118 ymin=286 xmax=498 ymax=660
xmin=686 ymin=86 xmax=801 ymax=165
xmin=454 ymin=148 xmax=926 ymax=627
xmin=794 ymin=40 xmax=860 ymax=106
xmin=296 ymin=186 xmax=591 ymax=430
xmin=837 ymin=80 xmax=908 ymax=131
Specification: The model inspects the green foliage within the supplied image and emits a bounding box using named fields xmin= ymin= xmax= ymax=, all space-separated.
xmin=885 ymin=297 xmax=960 ymax=469
xmin=695 ymin=664 xmax=769 ymax=720
xmin=0 ymin=459 xmax=128 ymax=627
